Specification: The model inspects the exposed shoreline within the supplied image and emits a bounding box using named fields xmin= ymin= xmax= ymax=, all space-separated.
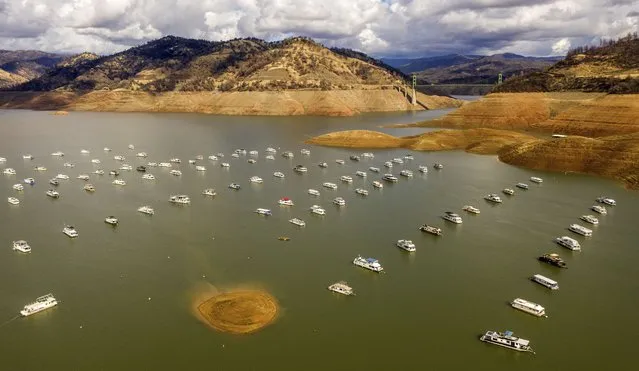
xmin=389 ymin=92 xmax=639 ymax=138
xmin=306 ymin=128 xmax=639 ymax=190
xmin=0 ymin=89 xmax=462 ymax=116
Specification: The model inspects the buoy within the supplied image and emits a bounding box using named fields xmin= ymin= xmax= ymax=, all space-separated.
xmin=80 ymin=325 xmax=83 ymax=329
xmin=148 ymin=297 xmax=151 ymax=301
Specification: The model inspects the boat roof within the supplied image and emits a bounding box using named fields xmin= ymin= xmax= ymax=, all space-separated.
xmin=513 ymin=298 xmax=544 ymax=310
xmin=533 ymin=274 xmax=557 ymax=284
xmin=366 ymin=258 xmax=378 ymax=263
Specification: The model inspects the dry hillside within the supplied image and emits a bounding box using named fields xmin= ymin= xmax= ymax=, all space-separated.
xmin=0 ymin=89 xmax=459 ymax=116
xmin=410 ymin=92 xmax=639 ymax=137
xmin=1 ymin=36 xmax=462 ymax=115
xmin=0 ymin=69 xmax=27 ymax=89
xmin=10 ymin=36 xmax=406 ymax=93
xmin=494 ymin=35 xmax=639 ymax=93
xmin=0 ymin=50 xmax=66 ymax=88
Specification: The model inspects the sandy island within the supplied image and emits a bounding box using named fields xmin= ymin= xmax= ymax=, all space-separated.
xmin=196 ymin=290 xmax=279 ymax=335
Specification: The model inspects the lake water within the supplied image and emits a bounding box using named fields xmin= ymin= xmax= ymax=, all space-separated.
xmin=0 ymin=109 xmax=637 ymax=370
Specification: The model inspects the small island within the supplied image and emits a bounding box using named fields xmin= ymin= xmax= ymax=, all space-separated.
xmin=197 ymin=290 xmax=279 ymax=334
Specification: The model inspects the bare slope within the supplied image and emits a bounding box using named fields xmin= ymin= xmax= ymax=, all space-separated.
xmin=0 ymin=89 xmax=455 ymax=116
xmin=411 ymin=93 xmax=639 ymax=137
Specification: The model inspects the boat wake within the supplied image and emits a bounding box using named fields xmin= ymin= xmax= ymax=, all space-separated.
xmin=0 ymin=315 xmax=20 ymax=329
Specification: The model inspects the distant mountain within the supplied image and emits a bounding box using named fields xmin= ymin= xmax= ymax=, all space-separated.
xmin=0 ymin=50 xmax=66 ymax=88
xmin=495 ymin=35 xmax=639 ymax=93
xmin=382 ymin=53 xmax=563 ymax=84
xmin=9 ymin=36 xmax=405 ymax=93
xmin=383 ymin=54 xmax=481 ymax=73
xmin=0 ymin=69 xmax=27 ymax=89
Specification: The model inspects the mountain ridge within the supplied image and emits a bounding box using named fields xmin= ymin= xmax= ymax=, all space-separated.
xmin=382 ymin=53 xmax=563 ymax=84
xmin=494 ymin=35 xmax=639 ymax=93
xmin=7 ymin=35 xmax=408 ymax=93
xmin=0 ymin=50 xmax=67 ymax=89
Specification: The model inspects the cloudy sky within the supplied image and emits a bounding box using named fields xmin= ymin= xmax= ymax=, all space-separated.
xmin=1 ymin=0 xmax=638 ymax=57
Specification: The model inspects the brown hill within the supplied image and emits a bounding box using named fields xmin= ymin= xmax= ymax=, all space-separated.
xmin=1 ymin=36 xmax=461 ymax=115
xmin=408 ymin=92 xmax=639 ymax=137
xmin=494 ymin=35 xmax=639 ymax=93
xmin=10 ymin=36 xmax=406 ymax=93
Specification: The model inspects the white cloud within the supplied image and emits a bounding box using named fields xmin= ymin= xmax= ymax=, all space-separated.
xmin=552 ymin=38 xmax=572 ymax=54
xmin=0 ymin=0 xmax=637 ymax=57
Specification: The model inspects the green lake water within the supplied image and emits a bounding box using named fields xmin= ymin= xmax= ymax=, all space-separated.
xmin=0 ymin=108 xmax=637 ymax=370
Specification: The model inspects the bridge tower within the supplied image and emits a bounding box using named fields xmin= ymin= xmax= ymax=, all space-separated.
xmin=411 ymin=74 xmax=417 ymax=105
xmin=498 ymin=73 xmax=503 ymax=85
